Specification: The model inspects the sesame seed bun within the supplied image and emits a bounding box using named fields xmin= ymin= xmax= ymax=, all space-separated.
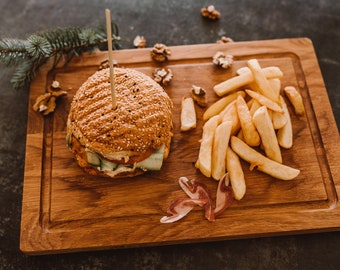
xmin=67 ymin=67 xmax=173 ymax=178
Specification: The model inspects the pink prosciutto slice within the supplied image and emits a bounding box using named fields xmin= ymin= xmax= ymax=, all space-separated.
xmin=214 ymin=173 xmax=234 ymax=217
xmin=178 ymin=177 xmax=214 ymax=221
xmin=160 ymin=198 xmax=207 ymax=223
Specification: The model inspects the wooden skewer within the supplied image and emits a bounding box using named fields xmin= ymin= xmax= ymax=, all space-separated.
xmin=105 ymin=9 xmax=117 ymax=109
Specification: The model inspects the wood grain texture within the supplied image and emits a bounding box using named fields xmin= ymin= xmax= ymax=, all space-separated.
xmin=20 ymin=38 xmax=340 ymax=255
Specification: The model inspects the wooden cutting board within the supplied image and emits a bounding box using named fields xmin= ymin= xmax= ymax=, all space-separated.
xmin=20 ymin=38 xmax=340 ymax=255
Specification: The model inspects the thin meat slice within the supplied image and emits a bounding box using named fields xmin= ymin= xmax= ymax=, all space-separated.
xmin=160 ymin=198 xmax=206 ymax=223
xmin=214 ymin=173 xmax=234 ymax=217
xmin=178 ymin=177 xmax=214 ymax=221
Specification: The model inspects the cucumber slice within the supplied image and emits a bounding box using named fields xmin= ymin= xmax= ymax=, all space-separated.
xmin=86 ymin=150 xmax=101 ymax=166
xmin=136 ymin=145 xmax=165 ymax=171
xmin=100 ymin=158 xmax=118 ymax=171
xmin=136 ymin=155 xmax=164 ymax=171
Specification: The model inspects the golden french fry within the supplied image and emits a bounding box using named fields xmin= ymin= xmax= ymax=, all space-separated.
xmin=236 ymin=66 xmax=250 ymax=75
xmin=218 ymin=100 xmax=236 ymax=119
xmin=219 ymin=101 xmax=240 ymax=135
xmin=215 ymin=66 xmax=283 ymax=97
xmin=214 ymin=73 xmax=253 ymax=97
xmin=284 ymin=86 xmax=305 ymax=115
xmin=277 ymin=96 xmax=293 ymax=149
xmin=245 ymin=89 xmax=283 ymax=113
xmin=212 ymin=121 xmax=232 ymax=181
xmin=236 ymin=95 xmax=260 ymax=146
xmin=236 ymin=67 xmax=263 ymax=94
xmin=203 ymin=91 xmax=245 ymax=121
xmin=271 ymin=110 xmax=288 ymax=129
xmin=236 ymin=128 xmax=244 ymax=140
xmin=268 ymin=78 xmax=281 ymax=98
xmin=248 ymin=99 xmax=261 ymax=116
xmin=180 ymin=97 xmax=196 ymax=131
xmin=230 ymin=136 xmax=300 ymax=180
xmin=195 ymin=115 xmax=220 ymax=177
xmin=247 ymin=59 xmax=279 ymax=102
xmin=252 ymin=106 xmax=282 ymax=163
xmin=226 ymin=147 xmax=246 ymax=200
xmin=236 ymin=66 xmax=283 ymax=79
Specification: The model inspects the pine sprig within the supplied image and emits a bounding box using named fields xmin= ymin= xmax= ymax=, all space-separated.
xmin=0 ymin=39 xmax=28 ymax=65
xmin=0 ymin=23 xmax=120 ymax=89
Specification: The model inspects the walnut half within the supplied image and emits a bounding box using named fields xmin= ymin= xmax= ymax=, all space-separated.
xmin=153 ymin=68 xmax=173 ymax=85
xmin=201 ymin=5 xmax=221 ymax=20
xmin=191 ymin=85 xmax=208 ymax=107
xmin=216 ymin=36 xmax=234 ymax=44
xmin=212 ymin=52 xmax=234 ymax=69
xmin=133 ymin=35 xmax=147 ymax=48
xmin=32 ymin=80 xmax=67 ymax=116
xmin=151 ymin=43 xmax=171 ymax=63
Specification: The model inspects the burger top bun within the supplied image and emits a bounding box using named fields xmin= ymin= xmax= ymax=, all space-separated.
xmin=67 ymin=67 xmax=173 ymax=162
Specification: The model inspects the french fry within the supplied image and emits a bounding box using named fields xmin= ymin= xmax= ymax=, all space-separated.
xmin=218 ymin=100 xmax=235 ymax=118
xmin=203 ymin=91 xmax=245 ymax=121
xmin=236 ymin=95 xmax=260 ymax=146
xmin=195 ymin=115 xmax=220 ymax=177
xmin=236 ymin=66 xmax=283 ymax=79
xmin=245 ymin=89 xmax=283 ymax=113
xmin=236 ymin=66 xmax=250 ymax=75
xmin=230 ymin=136 xmax=300 ymax=180
xmin=271 ymin=110 xmax=288 ymax=129
xmin=247 ymin=59 xmax=280 ymax=102
xmin=269 ymin=78 xmax=281 ymax=98
xmin=212 ymin=121 xmax=232 ymax=180
xmin=214 ymin=66 xmax=283 ymax=97
xmin=249 ymin=99 xmax=261 ymax=116
xmin=236 ymin=128 xmax=244 ymax=140
xmin=252 ymin=106 xmax=282 ymax=163
xmin=219 ymin=101 xmax=240 ymax=135
xmin=180 ymin=97 xmax=196 ymax=131
xmin=277 ymin=96 xmax=293 ymax=149
xmin=214 ymin=73 xmax=253 ymax=97
xmin=226 ymin=147 xmax=246 ymax=200
xmin=284 ymin=86 xmax=305 ymax=115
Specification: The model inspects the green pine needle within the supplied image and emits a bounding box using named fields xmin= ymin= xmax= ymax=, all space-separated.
xmin=0 ymin=39 xmax=28 ymax=65
xmin=0 ymin=22 xmax=120 ymax=89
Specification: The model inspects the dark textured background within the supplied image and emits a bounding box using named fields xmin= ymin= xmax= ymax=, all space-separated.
xmin=0 ymin=0 xmax=339 ymax=269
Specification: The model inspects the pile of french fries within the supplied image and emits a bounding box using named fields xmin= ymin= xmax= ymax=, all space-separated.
xmin=195 ymin=59 xmax=305 ymax=201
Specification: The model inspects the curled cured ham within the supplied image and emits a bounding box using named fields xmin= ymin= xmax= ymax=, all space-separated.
xmin=161 ymin=175 xmax=235 ymax=223
xmin=160 ymin=177 xmax=214 ymax=223
xmin=178 ymin=177 xmax=214 ymax=221
xmin=214 ymin=173 xmax=234 ymax=217
xmin=160 ymin=198 xmax=207 ymax=223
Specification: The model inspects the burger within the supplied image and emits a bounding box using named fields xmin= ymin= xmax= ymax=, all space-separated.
xmin=66 ymin=67 xmax=173 ymax=178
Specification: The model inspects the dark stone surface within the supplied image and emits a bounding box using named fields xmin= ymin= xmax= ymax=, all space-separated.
xmin=0 ymin=0 xmax=339 ymax=269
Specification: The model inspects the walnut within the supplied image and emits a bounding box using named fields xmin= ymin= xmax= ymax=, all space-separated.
xmin=151 ymin=43 xmax=171 ymax=63
xmin=133 ymin=35 xmax=147 ymax=48
xmin=32 ymin=81 xmax=67 ymax=116
xmin=98 ymin=59 xmax=119 ymax=70
xmin=212 ymin=52 xmax=234 ymax=69
xmin=201 ymin=5 xmax=221 ymax=20
xmin=191 ymin=85 xmax=208 ymax=107
xmin=51 ymin=80 xmax=61 ymax=89
xmin=216 ymin=36 xmax=234 ymax=44
xmin=153 ymin=68 xmax=173 ymax=85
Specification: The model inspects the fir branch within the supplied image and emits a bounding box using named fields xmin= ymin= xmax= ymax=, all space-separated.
xmin=0 ymin=39 xmax=29 ymax=65
xmin=10 ymin=58 xmax=44 ymax=89
xmin=26 ymin=35 xmax=53 ymax=58
xmin=0 ymin=22 xmax=120 ymax=89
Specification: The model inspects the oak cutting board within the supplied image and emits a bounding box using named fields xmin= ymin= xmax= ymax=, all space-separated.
xmin=20 ymin=38 xmax=340 ymax=255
